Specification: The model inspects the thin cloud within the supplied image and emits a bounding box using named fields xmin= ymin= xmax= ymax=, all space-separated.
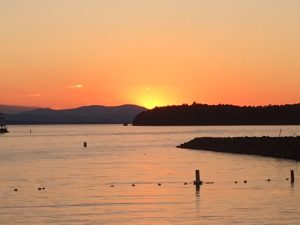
xmin=69 ymin=84 xmax=84 ymax=88
xmin=27 ymin=93 xmax=42 ymax=97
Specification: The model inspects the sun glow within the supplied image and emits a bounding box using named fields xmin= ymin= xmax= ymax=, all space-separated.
xmin=130 ymin=87 xmax=171 ymax=109
xmin=143 ymin=100 xmax=161 ymax=109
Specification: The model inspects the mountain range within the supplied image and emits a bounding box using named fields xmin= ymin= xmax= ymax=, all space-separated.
xmin=2 ymin=104 xmax=146 ymax=124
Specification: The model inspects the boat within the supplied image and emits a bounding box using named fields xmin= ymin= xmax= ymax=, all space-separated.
xmin=0 ymin=113 xmax=8 ymax=133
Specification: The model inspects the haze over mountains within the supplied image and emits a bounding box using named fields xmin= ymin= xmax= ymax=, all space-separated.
xmin=3 ymin=104 xmax=146 ymax=124
xmin=0 ymin=104 xmax=38 ymax=114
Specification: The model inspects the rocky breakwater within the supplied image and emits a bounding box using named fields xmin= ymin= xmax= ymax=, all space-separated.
xmin=177 ymin=136 xmax=300 ymax=161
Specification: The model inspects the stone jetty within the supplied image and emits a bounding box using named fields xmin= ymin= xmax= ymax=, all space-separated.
xmin=177 ymin=136 xmax=300 ymax=161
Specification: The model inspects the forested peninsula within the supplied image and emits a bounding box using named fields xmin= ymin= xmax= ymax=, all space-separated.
xmin=132 ymin=103 xmax=300 ymax=126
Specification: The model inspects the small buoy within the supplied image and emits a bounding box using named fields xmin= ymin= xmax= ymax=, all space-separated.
xmin=184 ymin=182 xmax=188 ymax=185
xmin=14 ymin=188 xmax=18 ymax=192
xmin=38 ymin=187 xmax=42 ymax=190
xmin=158 ymin=183 xmax=161 ymax=186
xmin=42 ymin=187 xmax=45 ymax=190
xmin=244 ymin=180 xmax=247 ymax=183
xmin=286 ymin=178 xmax=289 ymax=181
xmin=132 ymin=184 xmax=135 ymax=187
xmin=110 ymin=185 xmax=114 ymax=187
xmin=234 ymin=181 xmax=238 ymax=184
xmin=83 ymin=142 xmax=87 ymax=147
xmin=267 ymin=179 xmax=271 ymax=182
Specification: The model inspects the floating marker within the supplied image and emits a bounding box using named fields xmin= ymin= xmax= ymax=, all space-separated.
xmin=14 ymin=189 xmax=18 ymax=192
xmin=83 ymin=142 xmax=87 ymax=148
xmin=244 ymin=180 xmax=247 ymax=183
xmin=205 ymin=181 xmax=214 ymax=184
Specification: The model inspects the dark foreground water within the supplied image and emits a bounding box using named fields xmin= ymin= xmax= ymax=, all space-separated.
xmin=0 ymin=125 xmax=299 ymax=225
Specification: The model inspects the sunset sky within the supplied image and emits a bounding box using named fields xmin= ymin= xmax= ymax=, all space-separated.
xmin=1 ymin=0 xmax=299 ymax=109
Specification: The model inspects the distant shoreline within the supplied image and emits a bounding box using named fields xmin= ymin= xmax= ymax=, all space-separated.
xmin=5 ymin=122 xmax=127 ymax=125
xmin=3 ymin=104 xmax=146 ymax=125
xmin=5 ymin=123 xmax=300 ymax=126
xmin=177 ymin=136 xmax=300 ymax=161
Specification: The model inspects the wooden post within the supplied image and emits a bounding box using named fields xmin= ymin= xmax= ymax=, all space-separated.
xmin=291 ymin=170 xmax=294 ymax=184
xmin=195 ymin=184 xmax=200 ymax=196
xmin=278 ymin=128 xmax=282 ymax=137
xmin=194 ymin=170 xmax=202 ymax=185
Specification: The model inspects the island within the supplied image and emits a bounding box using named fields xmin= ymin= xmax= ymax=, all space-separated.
xmin=177 ymin=136 xmax=300 ymax=161
xmin=132 ymin=103 xmax=300 ymax=125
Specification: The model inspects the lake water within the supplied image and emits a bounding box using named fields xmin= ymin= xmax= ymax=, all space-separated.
xmin=0 ymin=125 xmax=299 ymax=225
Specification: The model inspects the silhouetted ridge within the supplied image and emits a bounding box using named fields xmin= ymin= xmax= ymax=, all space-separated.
xmin=6 ymin=105 xmax=146 ymax=124
xmin=132 ymin=103 xmax=300 ymax=125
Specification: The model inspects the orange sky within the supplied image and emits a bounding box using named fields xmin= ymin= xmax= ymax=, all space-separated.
xmin=0 ymin=0 xmax=299 ymax=109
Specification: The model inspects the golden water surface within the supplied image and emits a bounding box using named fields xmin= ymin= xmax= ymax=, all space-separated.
xmin=0 ymin=125 xmax=299 ymax=224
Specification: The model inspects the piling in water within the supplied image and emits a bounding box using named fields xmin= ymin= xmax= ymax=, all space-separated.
xmin=194 ymin=170 xmax=203 ymax=185
xmin=291 ymin=170 xmax=295 ymax=184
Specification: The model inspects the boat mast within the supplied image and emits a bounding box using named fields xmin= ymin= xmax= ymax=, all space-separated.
xmin=0 ymin=113 xmax=8 ymax=132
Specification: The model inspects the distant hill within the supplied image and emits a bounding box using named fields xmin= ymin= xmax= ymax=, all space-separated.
xmin=132 ymin=103 xmax=300 ymax=126
xmin=0 ymin=104 xmax=37 ymax=114
xmin=6 ymin=104 xmax=146 ymax=124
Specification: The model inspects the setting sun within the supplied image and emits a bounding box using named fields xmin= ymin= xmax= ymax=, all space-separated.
xmin=139 ymin=95 xmax=167 ymax=109
xmin=129 ymin=87 xmax=172 ymax=109
xmin=143 ymin=100 xmax=161 ymax=109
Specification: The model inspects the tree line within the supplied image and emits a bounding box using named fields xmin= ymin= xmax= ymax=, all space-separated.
xmin=133 ymin=103 xmax=300 ymax=125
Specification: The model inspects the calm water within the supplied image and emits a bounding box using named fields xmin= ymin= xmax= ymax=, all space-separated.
xmin=0 ymin=125 xmax=299 ymax=225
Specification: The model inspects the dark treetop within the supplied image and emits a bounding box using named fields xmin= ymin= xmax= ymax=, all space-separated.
xmin=132 ymin=103 xmax=300 ymax=126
